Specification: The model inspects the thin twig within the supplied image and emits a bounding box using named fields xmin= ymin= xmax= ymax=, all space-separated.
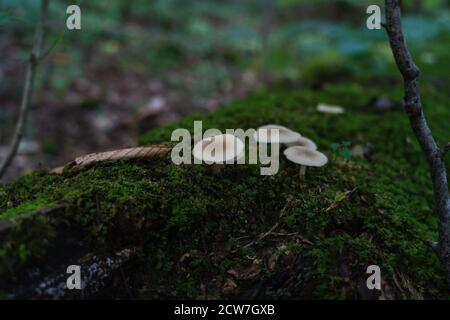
xmin=0 ymin=0 xmax=49 ymax=179
xmin=243 ymin=221 xmax=280 ymax=248
xmin=385 ymin=0 xmax=450 ymax=287
xmin=242 ymin=197 xmax=292 ymax=248
xmin=268 ymin=232 xmax=299 ymax=237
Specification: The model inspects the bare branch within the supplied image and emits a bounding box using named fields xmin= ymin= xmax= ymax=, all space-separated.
xmin=385 ymin=0 xmax=450 ymax=287
xmin=0 ymin=0 xmax=49 ymax=179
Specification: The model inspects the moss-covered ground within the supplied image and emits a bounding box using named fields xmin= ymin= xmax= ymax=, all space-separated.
xmin=0 ymin=77 xmax=449 ymax=299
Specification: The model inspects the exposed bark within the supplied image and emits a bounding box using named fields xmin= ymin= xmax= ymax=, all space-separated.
xmin=385 ymin=0 xmax=450 ymax=286
xmin=0 ymin=0 xmax=49 ymax=179
xmin=9 ymin=247 xmax=138 ymax=299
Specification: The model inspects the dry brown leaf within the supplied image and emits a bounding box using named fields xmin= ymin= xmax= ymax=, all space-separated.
xmin=227 ymin=268 xmax=240 ymax=279
xmin=227 ymin=263 xmax=261 ymax=281
xmin=74 ymin=146 xmax=172 ymax=167
xmin=222 ymin=278 xmax=238 ymax=296
xmin=50 ymin=146 xmax=172 ymax=174
xmin=240 ymin=263 xmax=261 ymax=280
xmin=325 ymin=202 xmax=339 ymax=212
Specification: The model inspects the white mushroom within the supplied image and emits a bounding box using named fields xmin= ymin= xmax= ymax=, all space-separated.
xmin=284 ymin=146 xmax=328 ymax=178
xmin=193 ymin=134 xmax=244 ymax=172
xmin=285 ymin=136 xmax=317 ymax=150
xmin=253 ymin=124 xmax=301 ymax=144
xmin=317 ymin=103 xmax=345 ymax=114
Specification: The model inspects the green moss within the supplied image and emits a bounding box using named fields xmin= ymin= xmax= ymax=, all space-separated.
xmin=1 ymin=79 xmax=449 ymax=299
xmin=0 ymin=198 xmax=54 ymax=221
xmin=299 ymin=51 xmax=357 ymax=88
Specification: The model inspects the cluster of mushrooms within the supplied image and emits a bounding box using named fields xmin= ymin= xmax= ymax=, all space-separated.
xmin=191 ymin=124 xmax=328 ymax=177
xmin=190 ymin=103 xmax=342 ymax=175
xmin=253 ymin=124 xmax=328 ymax=177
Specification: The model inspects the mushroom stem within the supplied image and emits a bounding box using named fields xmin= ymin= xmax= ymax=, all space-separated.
xmin=299 ymin=165 xmax=306 ymax=179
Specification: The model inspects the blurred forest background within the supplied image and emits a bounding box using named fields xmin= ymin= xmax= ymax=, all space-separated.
xmin=0 ymin=0 xmax=449 ymax=182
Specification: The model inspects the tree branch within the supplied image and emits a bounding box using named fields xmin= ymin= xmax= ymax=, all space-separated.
xmin=0 ymin=0 xmax=49 ymax=179
xmin=385 ymin=0 xmax=450 ymax=287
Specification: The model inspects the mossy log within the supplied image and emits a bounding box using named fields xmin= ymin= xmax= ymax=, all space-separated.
xmin=1 ymin=83 xmax=449 ymax=299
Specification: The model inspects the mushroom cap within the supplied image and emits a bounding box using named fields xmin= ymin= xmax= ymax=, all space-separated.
xmin=193 ymin=134 xmax=244 ymax=164
xmin=283 ymin=146 xmax=328 ymax=167
xmin=317 ymin=103 xmax=345 ymax=114
xmin=285 ymin=136 xmax=317 ymax=150
xmin=253 ymin=124 xmax=301 ymax=144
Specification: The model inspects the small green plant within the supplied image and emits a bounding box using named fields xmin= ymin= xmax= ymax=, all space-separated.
xmin=330 ymin=141 xmax=352 ymax=161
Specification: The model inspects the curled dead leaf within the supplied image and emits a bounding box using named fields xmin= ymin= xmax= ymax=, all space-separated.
xmin=222 ymin=278 xmax=238 ymax=296
xmin=74 ymin=146 xmax=172 ymax=167
xmin=227 ymin=263 xmax=261 ymax=281
xmin=227 ymin=268 xmax=240 ymax=279
xmin=50 ymin=145 xmax=172 ymax=174
xmin=240 ymin=263 xmax=261 ymax=280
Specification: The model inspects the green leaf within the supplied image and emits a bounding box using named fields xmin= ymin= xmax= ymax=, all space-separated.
xmin=340 ymin=147 xmax=352 ymax=160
